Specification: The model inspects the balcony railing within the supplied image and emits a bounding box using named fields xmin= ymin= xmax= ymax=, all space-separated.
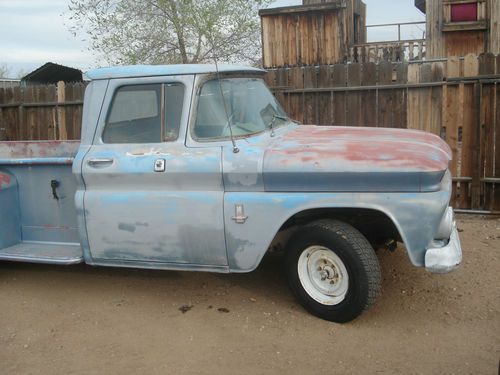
xmin=349 ymin=39 xmax=426 ymax=63
xmin=349 ymin=21 xmax=426 ymax=63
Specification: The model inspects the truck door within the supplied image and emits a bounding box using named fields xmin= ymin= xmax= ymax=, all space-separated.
xmin=81 ymin=76 xmax=227 ymax=268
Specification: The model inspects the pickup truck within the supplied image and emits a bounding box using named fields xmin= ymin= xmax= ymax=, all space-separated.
xmin=0 ymin=65 xmax=462 ymax=322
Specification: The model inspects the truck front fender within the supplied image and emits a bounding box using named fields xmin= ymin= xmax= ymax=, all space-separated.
xmin=224 ymin=191 xmax=450 ymax=272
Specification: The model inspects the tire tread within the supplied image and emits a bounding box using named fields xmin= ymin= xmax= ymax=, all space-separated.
xmin=308 ymin=219 xmax=381 ymax=312
xmin=285 ymin=219 xmax=382 ymax=321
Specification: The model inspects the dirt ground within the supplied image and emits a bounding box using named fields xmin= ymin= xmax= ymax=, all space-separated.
xmin=1 ymin=215 xmax=499 ymax=375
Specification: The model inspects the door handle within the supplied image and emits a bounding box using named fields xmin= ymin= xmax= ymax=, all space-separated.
xmin=87 ymin=158 xmax=114 ymax=167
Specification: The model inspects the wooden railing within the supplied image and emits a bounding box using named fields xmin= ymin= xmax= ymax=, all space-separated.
xmin=349 ymin=39 xmax=426 ymax=63
xmin=349 ymin=21 xmax=426 ymax=63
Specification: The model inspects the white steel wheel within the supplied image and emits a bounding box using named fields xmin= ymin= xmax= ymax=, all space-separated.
xmin=297 ymin=246 xmax=349 ymax=305
xmin=285 ymin=219 xmax=381 ymax=323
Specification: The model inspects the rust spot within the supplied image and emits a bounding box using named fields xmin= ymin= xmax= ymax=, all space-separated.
xmin=272 ymin=125 xmax=451 ymax=172
xmin=282 ymin=126 xmax=452 ymax=159
xmin=0 ymin=172 xmax=11 ymax=189
xmin=0 ymin=141 xmax=79 ymax=159
xmin=42 ymin=224 xmax=70 ymax=230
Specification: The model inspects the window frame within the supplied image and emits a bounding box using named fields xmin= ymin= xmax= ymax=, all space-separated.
xmin=189 ymin=73 xmax=285 ymax=143
xmin=442 ymin=0 xmax=488 ymax=32
xmin=100 ymin=82 xmax=186 ymax=145
xmin=450 ymin=2 xmax=478 ymax=22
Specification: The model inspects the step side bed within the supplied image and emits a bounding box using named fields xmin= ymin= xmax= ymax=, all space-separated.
xmin=0 ymin=141 xmax=83 ymax=264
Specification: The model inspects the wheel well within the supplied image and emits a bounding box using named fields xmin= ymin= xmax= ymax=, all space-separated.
xmin=268 ymin=208 xmax=403 ymax=253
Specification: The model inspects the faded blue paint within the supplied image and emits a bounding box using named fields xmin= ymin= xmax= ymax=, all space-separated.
xmin=86 ymin=64 xmax=265 ymax=80
xmin=1 ymin=164 xmax=80 ymax=244
xmin=224 ymin=188 xmax=450 ymax=272
xmin=0 ymin=169 xmax=21 ymax=249
xmin=0 ymin=243 xmax=82 ymax=265
xmin=0 ymin=142 xmax=82 ymax=264
xmin=0 ymin=158 xmax=75 ymax=165
xmin=0 ymin=141 xmax=79 ymax=160
xmin=80 ymin=80 xmax=109 ymax=145
xmin=80 ymin=73 xmax=227 ymax=266
xmin=263 ymin=171 xmax=441 ymax=192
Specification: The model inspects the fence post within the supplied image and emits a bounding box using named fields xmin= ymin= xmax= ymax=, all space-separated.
xmin=18 ymin=86 xmax=25 ymax=140
xmin=56 ymin=81 xmax=67 ymax=140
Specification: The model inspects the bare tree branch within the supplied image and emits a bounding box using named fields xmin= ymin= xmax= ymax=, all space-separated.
xmin=67 ymin=0 xmax=270 ymax=65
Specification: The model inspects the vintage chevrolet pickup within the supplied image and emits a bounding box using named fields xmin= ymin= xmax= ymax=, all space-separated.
xmin=0 ymin=65 xmax=462 ymax=322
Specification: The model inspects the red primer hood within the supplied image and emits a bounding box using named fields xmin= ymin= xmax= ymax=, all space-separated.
xmin=271 ymin=126 xmax=451 ymax=172
xmin=262 ymin=126 xmax=452 ymax=192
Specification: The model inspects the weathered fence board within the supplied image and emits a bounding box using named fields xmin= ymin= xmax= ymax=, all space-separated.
xmin=0 ymin=82 xmax=85 ymax=142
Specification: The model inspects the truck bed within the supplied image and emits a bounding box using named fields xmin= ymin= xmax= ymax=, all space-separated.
xmin=0 ymin=141 xmax=83 ymax=264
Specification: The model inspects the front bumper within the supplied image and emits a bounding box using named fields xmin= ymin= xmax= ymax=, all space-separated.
xmin=425 ymin=225 xmax=462 ymax=273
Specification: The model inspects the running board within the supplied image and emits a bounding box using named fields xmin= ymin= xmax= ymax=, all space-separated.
xmin=0 ymin=242 xmax=83 ymax=265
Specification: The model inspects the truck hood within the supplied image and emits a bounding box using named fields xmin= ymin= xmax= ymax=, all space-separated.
xmin=263 ymin=125 xmax=452 ymax=192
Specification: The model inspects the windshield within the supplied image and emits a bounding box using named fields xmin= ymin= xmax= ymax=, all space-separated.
xmin=193 ymin=77 xmax=288 ymax=139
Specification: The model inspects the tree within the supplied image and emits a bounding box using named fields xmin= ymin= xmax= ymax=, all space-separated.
xmin=67 ymin=0 xmax=270 ymax=65
xmin=0 ymin=64 xmax=10 ymax=79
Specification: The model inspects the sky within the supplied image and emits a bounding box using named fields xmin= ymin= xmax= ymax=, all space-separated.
xmin=0 ymin=0 xmax=425 ymax=78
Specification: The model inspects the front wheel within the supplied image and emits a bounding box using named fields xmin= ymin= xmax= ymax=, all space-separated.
xmin=285 ymin=219 xmax=381 ymax=323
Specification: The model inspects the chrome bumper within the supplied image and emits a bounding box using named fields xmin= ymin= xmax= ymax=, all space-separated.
xmin=425 ymin=225 xmax=462 ymax=274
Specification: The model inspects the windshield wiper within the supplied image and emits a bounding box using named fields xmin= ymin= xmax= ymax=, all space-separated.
xmin=268 ymin=114 xmax=289 ymax=137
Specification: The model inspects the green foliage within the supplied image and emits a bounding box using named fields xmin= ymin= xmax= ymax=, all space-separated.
xmin=67 ymin=0 xmax=270 ymax=65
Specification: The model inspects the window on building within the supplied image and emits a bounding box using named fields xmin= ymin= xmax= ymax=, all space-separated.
xmin=450 ymin=2 xmax=478 ymax=22
xmin=442 ymin=1 xmax=486 ymax=32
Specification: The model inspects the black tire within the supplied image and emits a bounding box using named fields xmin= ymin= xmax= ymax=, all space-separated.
xmin=285 ymin=219 xmax=381 ymax=323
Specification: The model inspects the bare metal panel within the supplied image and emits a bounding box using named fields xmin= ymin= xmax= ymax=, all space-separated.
xmin=5 ymin=165 xmax=79 ymax=243
xmin=0 ymin=242 xmax=82 ymax=264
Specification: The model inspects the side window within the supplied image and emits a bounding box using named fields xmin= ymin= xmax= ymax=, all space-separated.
xmin=164 ymin=84 xmax=185 ymax=141
xmin=194 ymin=80 xmax=229 ymax=139
xmin=103 ymin=84 xmax=161 ymax=144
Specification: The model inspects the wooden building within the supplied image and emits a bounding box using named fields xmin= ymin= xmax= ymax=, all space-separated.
xmin=415 ymin=0 xmax=500 ymax=58
xmin=259 ymin=0 xmax=366 ymax=68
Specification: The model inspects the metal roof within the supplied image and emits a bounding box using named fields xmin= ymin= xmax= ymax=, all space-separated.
xmin=259 ymin=1 xmax=346 ymax=16
xmin=21 ymin=62 xmax=83 ymax=84
xmin=415 ymin=0 xmax=426 ymax=13
xmin=85 ymin=64 xmax=266 ymax=80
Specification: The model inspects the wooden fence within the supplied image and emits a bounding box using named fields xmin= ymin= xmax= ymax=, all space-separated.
xmin=0 ymin=55 xmax=499 ymax=211
xmin=0 ymin=81 xmax=85 ymax=141
xmin=265 ymin=53 xmax=500 ymax=211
